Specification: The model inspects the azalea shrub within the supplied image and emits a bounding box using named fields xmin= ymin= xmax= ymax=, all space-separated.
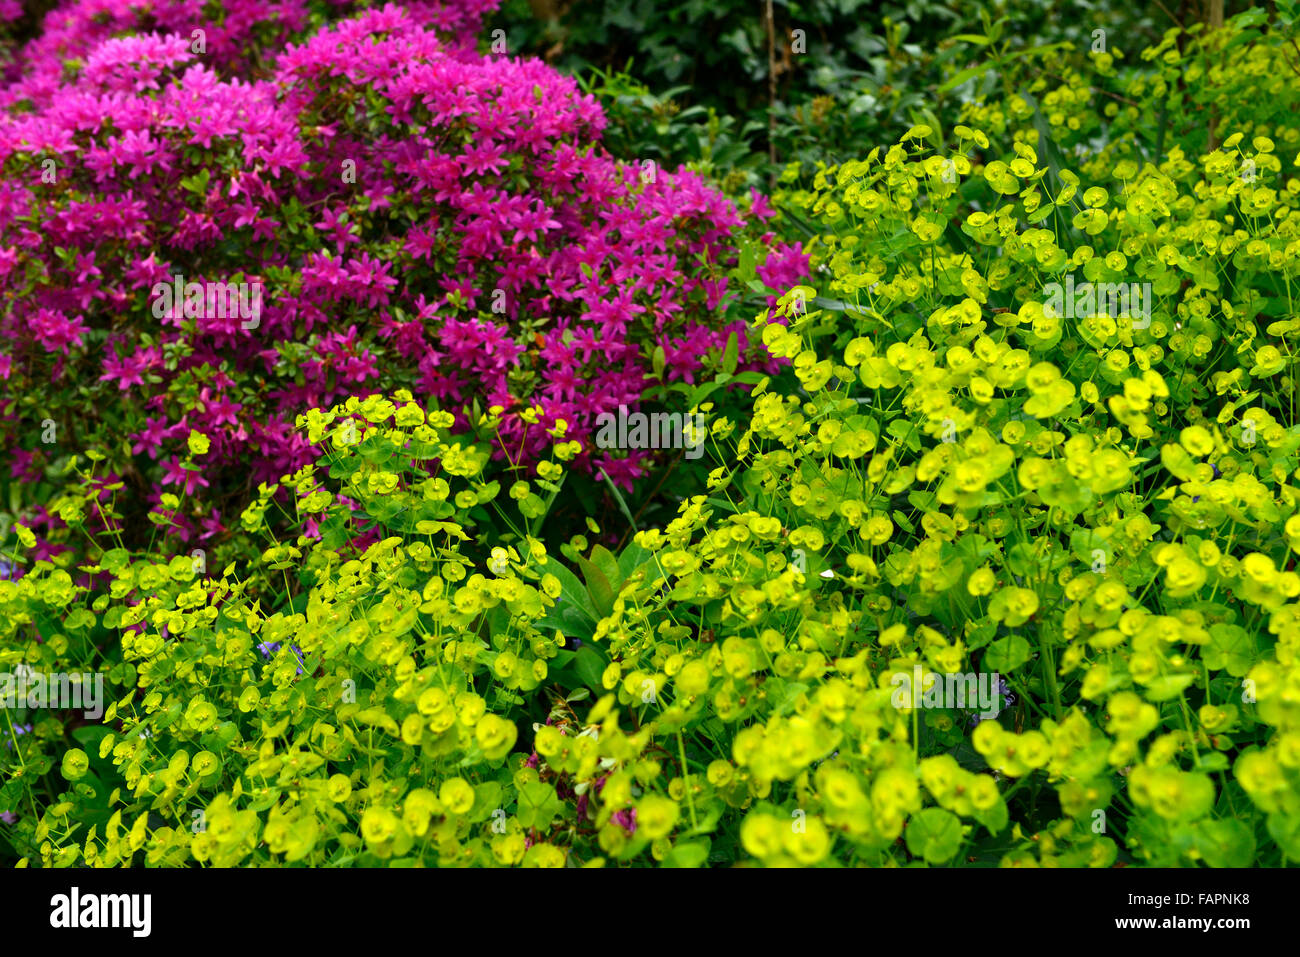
xmin=0 ymin=2 xmax=807 ymax=566
xmin=0 ymin=0 xmax=500 ymax=105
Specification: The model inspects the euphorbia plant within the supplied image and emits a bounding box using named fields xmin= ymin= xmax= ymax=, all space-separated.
xmin=1 ymin=390 xmax=651 ymax=866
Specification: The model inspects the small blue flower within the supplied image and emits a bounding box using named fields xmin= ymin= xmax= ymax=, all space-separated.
xmin=257 ymin=641 xmax=305 ymax=675
xmin=3 ymin=723 xmax=32 ymax=751
xmin=997 ymin=677 xmax=1016 ymax=707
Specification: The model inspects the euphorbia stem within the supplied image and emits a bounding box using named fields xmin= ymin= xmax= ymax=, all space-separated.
xmin=677 ymin=731 xmax=699 ymax=832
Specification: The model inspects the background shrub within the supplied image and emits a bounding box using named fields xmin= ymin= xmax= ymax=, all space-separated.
xmin=491 ymin=0 xmax=1178 ymax=187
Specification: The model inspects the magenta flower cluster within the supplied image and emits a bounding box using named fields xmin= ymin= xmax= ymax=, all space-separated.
xmin=0 ymin=1 xmax=807 ymax=553
xmin=0 ymin=0 xmax=499 ymax=107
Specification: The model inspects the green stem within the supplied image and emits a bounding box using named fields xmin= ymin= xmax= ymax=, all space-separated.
xmin=677 ymin=731 xmax=699 ymax=832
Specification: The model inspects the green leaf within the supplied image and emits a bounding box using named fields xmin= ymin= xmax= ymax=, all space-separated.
xmin=1205 ymin=624 xmax=1260 ymax=677
xmin=984 ymin=635 xmax=1031 ymax=672
xmin=542 ymin=559 xmax=599 ymax=623
xmin=886 ymin=418 xmax=922 ymax=452
xmin=617 ymin=540 xmax=654 ymax=579
xmin=905 ymin=807 xmax=963 ymax=863
xmin=71 ymin=726 xmax=111 ymax=752
xmin=572 ymin=644 xmax=610 ymax=693
xmin=64 ymin=608 xmax=95 ymax=631
xmin=576 ymin=554 xmax=615 ymax=618
xmin=1196 ymin=751 xmax=1230 ymax=773
xmin=179 ymin=169 xmax=211 ymax=196
xmin=1025 ymin=204 xmax=1055 ymax=224
xmin=100 ymin=548 xmax=130 ymax=573
xmin=589 ymin=544 xmax=622 ymax=595
xmin=973 ymin=796 xmax=1008 ymax=835
xmin=721 ymin=332 xmax=739 ymax=376
xmin=664 ymin=840 xmax=710 ymax=867
xmin=685 ymin=370 xmax=764 ymax=409
xmin=914 ymin=105 xmax=945 ymax=148
xmin=515 ymin=781 xmax=563 ymax=829
xmin=651 ymin=345 xmax=666 ymax=380
xmin=938 ymin=62 xmax=994 ymax=94
xmin=1023 ymin=91 xmax=1076 ymax=238
xmin=1142 ymin=673 xmax=1196 ymax=702
xmin=965 ymin=618 xmax=998 ymax=651
xmin=1266 ymin=812 xmax=1300 ymax=860
xmin=596 ymin=467 xmax=639 ymax=535
xmin=535 ymin=559 xmax=600 ymax=639
xmin=474 ymin=782 xmax=504 ymax=820
xmin=1068 ymin=528 xmax=1111 ymax=567
xmin=1193 ymin=818 xmax=1253 ymax=868
xmin=737 ymin=237 xmax=757 ymax=283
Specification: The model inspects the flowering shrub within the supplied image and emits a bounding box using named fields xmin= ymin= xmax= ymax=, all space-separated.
xmin=1 ymin=0 xmax=500 ymax=105
xmin=0 ymin=3 xmax=807 ymax=562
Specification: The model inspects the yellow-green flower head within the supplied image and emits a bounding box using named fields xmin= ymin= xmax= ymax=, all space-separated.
xmin=740 ymin=812 xmax=784 ymax=860
xmin=361 ymin=805 xmax=399 ymax=845
xmin=438 ymin=777 xmax=475 ymax=816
